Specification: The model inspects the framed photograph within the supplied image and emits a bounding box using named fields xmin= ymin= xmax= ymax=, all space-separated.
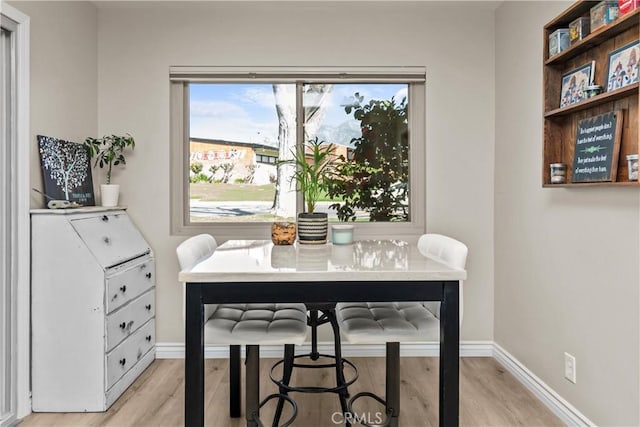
xmin=606 ymin=40 xmax=639 ymax=92
xmin=560 ymin=61 xmax=594 ymax=108
xmin=38 ymin=135 xmax=95 ymax=207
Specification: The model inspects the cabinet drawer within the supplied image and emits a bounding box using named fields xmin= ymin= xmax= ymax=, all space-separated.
xmin=106 ymin=259 xmax=155 ymax=313
xmin=106 ymin=290 xmax=155 ymax=352
xmin=106 ymin=319 xmax=155 ymax=390
xmin=71 ymin=213 xmax=149 ymax=267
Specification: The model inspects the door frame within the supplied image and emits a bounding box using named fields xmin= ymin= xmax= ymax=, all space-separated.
xmin=0 ymin=3 xmax=30 ymax=422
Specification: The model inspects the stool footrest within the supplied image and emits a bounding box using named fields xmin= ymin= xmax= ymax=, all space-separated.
xmin=250 ymin=393 xmax=298 ymax=427
xmin=269 ymin=354 xmax=359 ymax=394
xmin=347 ymin=392 xmax=394 ymax=427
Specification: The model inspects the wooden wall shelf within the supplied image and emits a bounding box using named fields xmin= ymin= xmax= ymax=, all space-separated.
xmin=544 ymin=181 xmax=640 ymax=188
xmin=545 ymin=83 xmax=639 ymax=117
xmin=543 ymin=1 xmax=639 ymax=187
xmin=545 ymin=9 xmax=639 ymax=66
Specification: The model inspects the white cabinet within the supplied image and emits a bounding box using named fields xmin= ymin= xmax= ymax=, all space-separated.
xmin=31 ymin=207 xmax=156 ymax=412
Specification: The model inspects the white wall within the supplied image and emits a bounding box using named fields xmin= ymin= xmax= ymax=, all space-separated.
xmin=6 ymin=0 xmax=98 ymax=419
xmin=95 ymin=1 xmax=496 ymax=345
xmin=11 ymin=1 xmax=639 ymax=424
xmin=7 ymin=0 xmax=98 ymax=208
xmin=495 ymin=2 xmax=640 ymax=426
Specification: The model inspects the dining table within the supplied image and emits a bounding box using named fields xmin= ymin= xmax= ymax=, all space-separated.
xmin=179 ymin=239 xmax=467 ymax=427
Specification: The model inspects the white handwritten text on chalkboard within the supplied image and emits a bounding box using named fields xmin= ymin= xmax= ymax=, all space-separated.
xmin=571 ymin=111 xmax=621 ymax=183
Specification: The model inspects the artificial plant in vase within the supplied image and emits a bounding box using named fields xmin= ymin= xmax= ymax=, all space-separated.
xmin=83 ymin=134 xmax=135 ymax=207
xmin=284 ymin=137 xmax=336 ymax=244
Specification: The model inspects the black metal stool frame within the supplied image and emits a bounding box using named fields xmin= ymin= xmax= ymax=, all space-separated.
xmin=269 ymin=304 xmax=359 ymax=427
xmin=245 ymin=345 xmax=298 ymax=427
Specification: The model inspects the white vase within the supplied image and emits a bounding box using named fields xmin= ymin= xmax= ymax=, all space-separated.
xmin=100 ymin=184 xmax=120 ymax=207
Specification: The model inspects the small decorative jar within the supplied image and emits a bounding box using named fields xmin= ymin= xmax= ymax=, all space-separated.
xmin=271 ymin=221 xmax=296 ymax=245
xmin=584 ymin=84 xmax=603 ymax=98
xmin=627 ymin=154 xmax=638 ymax=181
xmin=331 ymin=225 xmax=354 ymax=245
xmin=550 ymin=163 xmax=567 ymax=184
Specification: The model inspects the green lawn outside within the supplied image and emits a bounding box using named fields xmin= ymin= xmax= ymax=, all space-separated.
xmin=189 ymin=183 xmax=343 ymax=203
xmin=190 ymin=183 xmax=275 ymax=201
xmin=188 ymin=183 xmax=372 ymax=223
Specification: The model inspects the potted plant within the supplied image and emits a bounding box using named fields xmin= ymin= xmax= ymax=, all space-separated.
xmin=83 ymin=134 xmax=135 ymax=207
xmin=284 ymin=137 xmax=336 ymax=244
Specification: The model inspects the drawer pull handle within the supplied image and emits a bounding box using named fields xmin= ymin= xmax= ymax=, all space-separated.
xmin=145 ymin=335 xmax=152 ymax=342
xmin=102 ymin=215 xmax=109 ymax=222
xmin=120 ymin=285 xmax=127 ymax=293
xmin=119 ymin=322 xmax=126 ymax=329
xmin=103 ymin=236 xmax=111 ymax=244
xmin=119 ymin=358 xmax=126 ymax=366
xmin=146 ymin=272 xmax=152 ymax=279
xmin=145 ymin=304 xmax=152 ymax=311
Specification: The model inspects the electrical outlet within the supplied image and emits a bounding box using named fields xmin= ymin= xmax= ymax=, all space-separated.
xmin=564 ymin=352 xmax=576 ymax=384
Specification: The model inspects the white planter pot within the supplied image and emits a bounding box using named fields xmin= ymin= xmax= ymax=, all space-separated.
xmin=100 ymin=184 xmax=120 ymax=207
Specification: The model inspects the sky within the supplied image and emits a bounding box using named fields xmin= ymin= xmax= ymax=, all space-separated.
xmin=189 ymin=83 xmax=408 ymax=147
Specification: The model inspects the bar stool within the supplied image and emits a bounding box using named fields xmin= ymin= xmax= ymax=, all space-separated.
xmin=335 ymin=234 xmax=468 ymax=427
xmin=269 ymin=302 xmax=359 ymax=426
xmin=177 ymin=234 xmax=309 ymax=427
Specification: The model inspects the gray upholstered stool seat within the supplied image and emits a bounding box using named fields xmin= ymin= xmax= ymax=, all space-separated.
xmin=336 ymin=302 xmax=439 ymax=344
xmin=205 ymin=303 xmax=308 ymax=345
xmin=177 ymin=234 xmax=307 ymax=426
xmin=335 ymin=234 xmax=468 ymax=427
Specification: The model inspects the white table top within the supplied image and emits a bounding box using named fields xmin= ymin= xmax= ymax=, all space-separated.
xmin=180 ymin=239 xmax=466 ymax=283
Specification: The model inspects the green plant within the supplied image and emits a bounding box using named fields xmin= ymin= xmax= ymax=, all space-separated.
xmin=327 ymin=93 xmax=408 ymax=221
xmin=190 ymin=162 xmax=203 ymax=174
xmin=208 ymin=164 xmax=220 ymax=177
xmin=220 ymin=162 xmax=235 ymax=183
xmin=83 ymin=134 xmax=136 ymax=184
xmin=244 ymin=164 xmax=256 ymax=184
xmin=282 ymin=137 xmax=336 ymax=213
xmin=189 ymin=173 xmax=210 ymax=184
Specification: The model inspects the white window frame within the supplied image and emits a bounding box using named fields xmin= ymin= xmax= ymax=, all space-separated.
xmin=170 ymin=66 xmax=426 ymax=241
xmin=0 ymin=4 xmax=29 ymax=424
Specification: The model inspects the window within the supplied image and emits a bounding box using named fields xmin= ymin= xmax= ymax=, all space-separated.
xmin=170 ymin=67 xmax=425 ymax=239
xmin=256 ymin=154 xmax=277 ymax=165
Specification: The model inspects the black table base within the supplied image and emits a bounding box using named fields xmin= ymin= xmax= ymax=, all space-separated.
xmin=185 ymin=280 xmax=459 ymax=427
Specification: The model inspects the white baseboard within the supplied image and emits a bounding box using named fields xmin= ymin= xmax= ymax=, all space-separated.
xmin=0 ymin=414 xmax=18 ymax=427
xmin=492 ymin=343 xmax=595 ymax=427
xmin=157 ymin=341 xmax=594 ymax=426
xmin=155 ymin=341 xmax=494 ymax=359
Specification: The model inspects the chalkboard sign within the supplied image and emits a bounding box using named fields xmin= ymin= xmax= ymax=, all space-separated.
xmin=38 ymin=135 xmax=95 ymax=206
xmin=572 ymin=111 xmax=623 ymax=183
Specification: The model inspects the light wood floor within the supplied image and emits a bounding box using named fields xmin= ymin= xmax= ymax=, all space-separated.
xmin=20 ymin=357 xmax=563 ymax=427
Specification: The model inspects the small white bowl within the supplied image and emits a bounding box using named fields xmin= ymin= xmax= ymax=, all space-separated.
xmin=331 ymin=225 xmax=354 ymax=245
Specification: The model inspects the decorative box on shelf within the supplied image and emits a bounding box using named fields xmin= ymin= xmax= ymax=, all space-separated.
xmin=569 ymin=16 xmax=590 ymax=44
xmin=549 ymin=28 xmax=570 ymax=56
xmin=619 ymin=0 xmax=638 ymax=15
xmin=590 ymin=0 xmax=619 ymax=30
